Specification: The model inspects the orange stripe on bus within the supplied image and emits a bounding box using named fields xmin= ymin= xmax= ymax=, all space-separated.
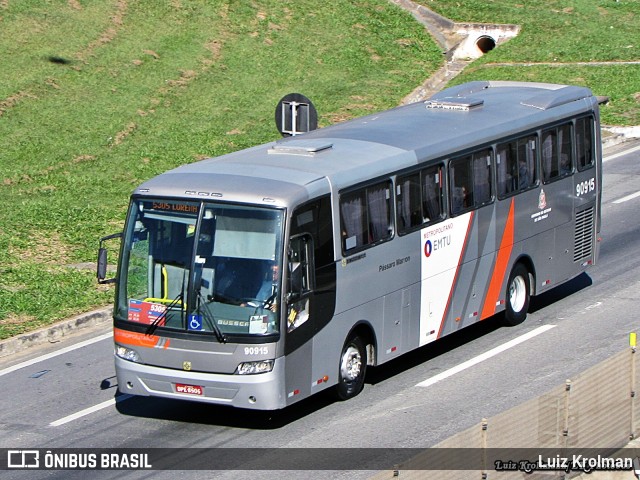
xmin=481 ymin=198 xmax=515 ymax=320
xmin=114 ymin=328 xmax=170 ymax=349
xmin=438 ymin=212 xmax=474 ymax=339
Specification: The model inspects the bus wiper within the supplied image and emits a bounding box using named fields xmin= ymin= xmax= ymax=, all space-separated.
xmin=146 ymin=293 xmax=183 ymax=336
xmin=197 ymin=290 xmax=227 ymax=344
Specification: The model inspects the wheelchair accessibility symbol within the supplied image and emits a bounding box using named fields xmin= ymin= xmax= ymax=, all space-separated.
xmin=188 ymin=314 xmax=203 ymax=331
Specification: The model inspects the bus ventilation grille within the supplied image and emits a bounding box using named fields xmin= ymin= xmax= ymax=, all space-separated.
xmin=573 ymin=206 xmax=594 ymax=262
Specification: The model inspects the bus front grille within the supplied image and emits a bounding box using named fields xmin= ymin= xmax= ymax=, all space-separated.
xmin=574 ymin=206 xmax=594 ymax=262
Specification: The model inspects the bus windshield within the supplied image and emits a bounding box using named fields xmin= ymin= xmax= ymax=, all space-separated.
xmin=116 ymin=199 xmax=284 ymax=340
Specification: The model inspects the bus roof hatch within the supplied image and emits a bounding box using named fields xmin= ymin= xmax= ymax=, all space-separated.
xmin=520 ymin=86 xmax=594 ymax=110
xmin=268 ymin=139 xmax=334 ymax=156
xmin=424 ymin=97 xmax=484 ymax=111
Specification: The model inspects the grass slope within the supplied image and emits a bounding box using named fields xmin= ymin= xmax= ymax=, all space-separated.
xmin=422 ymin=0 xmax=640 ymax=125
xmin=1 ymin=1 xmax=638 ymax=339
xmin=0 ymin=0 xmax=442 ymax=339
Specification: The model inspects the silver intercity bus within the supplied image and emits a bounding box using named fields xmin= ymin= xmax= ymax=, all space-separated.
xmin=98 ymin=81 xmax=601 ymax=410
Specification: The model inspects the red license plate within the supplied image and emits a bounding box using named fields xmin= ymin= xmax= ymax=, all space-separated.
xmin=175 ymin=383 xmax=203 ymax=395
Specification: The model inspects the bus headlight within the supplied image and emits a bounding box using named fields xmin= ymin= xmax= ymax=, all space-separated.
xmin=236 ymin=360 xmax=274 ymax=375
xmin=115 ymin=344 xmax=141 ymax=363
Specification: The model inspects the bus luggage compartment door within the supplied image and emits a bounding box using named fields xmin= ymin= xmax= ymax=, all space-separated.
xmin=381 ymin=291 xmax=406 ymax=362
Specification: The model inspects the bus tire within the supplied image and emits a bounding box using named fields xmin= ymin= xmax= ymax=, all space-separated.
xmin=335 ymin=335 xmax=367 ymax=401
xmin=504 ymin=263 xmax=530 ymax=326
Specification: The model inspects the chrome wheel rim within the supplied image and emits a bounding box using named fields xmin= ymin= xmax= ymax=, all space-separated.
xmin=509 ymin=275 xmax=526 ymax=313
xmin=340 ymin=346 xmax=362 ymax=382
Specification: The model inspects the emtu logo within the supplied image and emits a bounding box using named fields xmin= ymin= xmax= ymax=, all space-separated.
xmin=424 ymin=236 xmax=451 ymax=258
xmin=7 ymin=450 xmax=39 ymax=468
xmin=424 ymin=240 xmax=433 ymax=257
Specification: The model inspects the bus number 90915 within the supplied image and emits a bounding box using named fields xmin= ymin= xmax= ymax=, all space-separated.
xmin=245 ymin=346 xmax=269 ymax=355
xmin=576 ymin=178 xmax=595 ymax=197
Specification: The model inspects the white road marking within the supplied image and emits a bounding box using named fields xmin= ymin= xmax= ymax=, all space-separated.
xmin=584 ymin=301 xmax=603 ymax=310
xmin=50 ymin=394 xmax=133 ymax=427
xmin=0 ymin=331 xmax=113 ymax=378
xmin=415 ymin=324 xmax=556 ymax=388
xmin=613 ymin=191 xmax=640 ymax=204
xmin=603 ymin=143 xmax=640 ymax=163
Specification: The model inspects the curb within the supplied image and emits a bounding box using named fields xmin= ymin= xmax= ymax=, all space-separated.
xmin=0 ymin=306 xmax=112 ymax=359
xmin=601 ymin=126 xmax=640 ymax=149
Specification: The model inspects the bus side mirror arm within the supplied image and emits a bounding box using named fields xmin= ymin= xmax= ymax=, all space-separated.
xmin=97 ymin=232 xmax=122 ymax=284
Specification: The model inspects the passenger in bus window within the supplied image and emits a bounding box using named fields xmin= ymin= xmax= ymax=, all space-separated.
xmin=541 ymin=131 xmax=555 ymax=181
xmin=496 ymin=151 xmax=509 ymax=196
xmin=560 ymin=153 xmax=571 ymax=175
xmin=452 ymin=186 xmax=466 ymax=213
xmin=422 ymin=167 xmax=443 ymax=222
xmin=518 ymin=159 xmax=530 ymax=190
xmin=472 ymin=151 xmax=491 ymax=204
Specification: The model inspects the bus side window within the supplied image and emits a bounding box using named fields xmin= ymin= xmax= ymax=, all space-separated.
xmin=341 ymin=191 xmax=365 ymax=251
xmin=396 ymin=172 xmax=422 ymax=231
xmin=397 ymin=165 xmax=444 ymax=234
xmin=559 ymin=124 xmax=573 ymax=175
xmin=422 ymin=165 xmax=444 ymax=223
xmin=286 ymin=196 xmax=334 ymax=341
xmin=496 ymin=147 xmax=509 ymax=197
xmin=516 ymin=136 xmax=537 ymax=190
xmin=541 ymin=129 xmax=558 ymax=182
xmin=576 ymin=116 xmax=595 ymax=171
xmin=367 ymin=182 xmax=392 ymax=243
xmin=449 ymin=148 xmax=492 ymax=215
xmin=287 ymin=234 xmax=313 ymax=332
xmin=497 ymin=135 xmax=537 ymax=198
xmin=449 ymin=156 xmax=473 ymax=215
xmin=472 ymin=149 xmax=492 ymax=205
xmin=542 ymin=124 xmax=573 ymax=183
xmin=288 ymin=235 xmax=313 ymax=298
xmin=341 ymin=181 xmax=392 ymax=253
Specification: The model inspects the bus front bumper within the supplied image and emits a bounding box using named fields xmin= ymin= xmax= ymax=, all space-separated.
xmin=114 ymin=356 xmax=287 ymax=410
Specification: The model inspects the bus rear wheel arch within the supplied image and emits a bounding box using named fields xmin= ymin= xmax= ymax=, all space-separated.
xmin=503 ymin=262 xmax=531 ymax=326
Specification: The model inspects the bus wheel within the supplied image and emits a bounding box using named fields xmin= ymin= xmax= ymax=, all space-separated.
xmin=504 ymin=263 xmax=530 ymax=326
xmin=335 ymin=335 xmax=367 ymax=401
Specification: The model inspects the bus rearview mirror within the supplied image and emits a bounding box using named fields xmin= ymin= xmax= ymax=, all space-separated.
xmin=97 ymin=232 xmax=122 ymax=284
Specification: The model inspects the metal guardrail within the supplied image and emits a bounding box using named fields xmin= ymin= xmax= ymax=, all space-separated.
xmin=372 ymin=339 xmax=640 ymax=479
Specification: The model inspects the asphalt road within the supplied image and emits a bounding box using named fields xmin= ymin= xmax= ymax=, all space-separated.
xmin=1 ymin=140 xmax=639 ymax=480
